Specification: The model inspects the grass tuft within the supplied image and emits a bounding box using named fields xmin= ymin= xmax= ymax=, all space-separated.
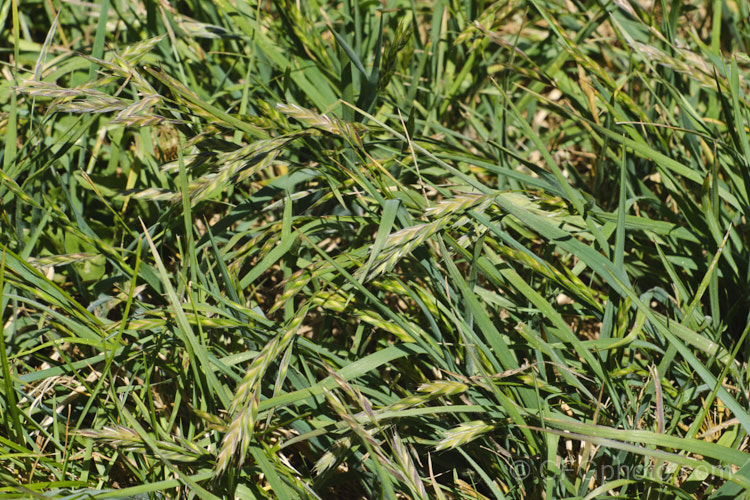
xmin=2 ymin=0 xmax=750 ymax=498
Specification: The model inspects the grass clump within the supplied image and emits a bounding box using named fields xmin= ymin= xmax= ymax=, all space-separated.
xmin=2 ymin=0 xmax=750 ymax=498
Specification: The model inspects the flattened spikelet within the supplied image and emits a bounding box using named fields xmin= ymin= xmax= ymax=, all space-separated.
xmin=436 ymin=421 xmax=497 ymax=451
